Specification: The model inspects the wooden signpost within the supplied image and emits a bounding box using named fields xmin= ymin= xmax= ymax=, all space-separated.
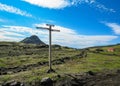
xmin=36 ymin=24 xmax=60 ymax=73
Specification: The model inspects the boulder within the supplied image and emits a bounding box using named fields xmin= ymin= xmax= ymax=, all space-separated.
xmin=86 ymin=71 xmax=95 ymax=76
xmin=41 ymin=77 xmax=53 ymax=86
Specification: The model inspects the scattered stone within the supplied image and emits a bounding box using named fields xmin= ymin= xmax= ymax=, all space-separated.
xmin=47 ymin=69 xmax=55 ymax=73
xmin=116 ymin=69 xmax=120 ymax=73
xmin=41 ymin=77 xmax=53 ymax=86
xmin=57 ymin=74 xmax=61 ymax=78
xmin=86 ymin=71 xmax=95 ymax=76
xmin=2 ymin=80 xmax=24 ymax=86
xmin=2 ymin=72 xmax=7 ymax=75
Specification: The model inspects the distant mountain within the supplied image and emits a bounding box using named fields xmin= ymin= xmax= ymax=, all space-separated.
xmin=21 ymin=35 xmax=45 ymax=45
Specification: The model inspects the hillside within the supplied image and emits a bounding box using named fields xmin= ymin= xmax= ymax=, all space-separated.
xmin=0 ymin=42 xmax=120 ymax=86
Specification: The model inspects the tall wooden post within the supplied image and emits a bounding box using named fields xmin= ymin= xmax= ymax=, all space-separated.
xmin=48 ymin=24 xmax=53 ymax=72
xmin=36 ymin=24 xmax=60 ymax=73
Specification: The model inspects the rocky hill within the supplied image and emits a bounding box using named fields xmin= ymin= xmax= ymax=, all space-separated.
xmin=21 ymin=35 xmax=45 ymax=45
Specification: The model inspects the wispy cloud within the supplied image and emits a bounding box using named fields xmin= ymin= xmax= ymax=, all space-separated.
xmin=22 ymin=0 xmax=115 ymax=12
xmin=71 ymin=0 xmax=95 ymax=5
xmin=0 ymin=25 xmax=48 ymax=42
xmin=0 ymin=24 xmax=117 ymax=48
xmin=104 ymin=22 xmax=120 ymax=35
xmin=1 ymin=25 xmax=47 ymax=35
xmin=0 ymin=3 xmax=32 ymax=17
xmin=72 ymin=0 xmax=115 ymax=12
xmin=92 ymin=2 xmax=115 ymax=13
xmin=0 ymin=35 xmax=22 ymax=42
xmin=0 ymin=31 xmax=24 ymax=42
xmin=0 ymin=26 xmax=25 ymax=41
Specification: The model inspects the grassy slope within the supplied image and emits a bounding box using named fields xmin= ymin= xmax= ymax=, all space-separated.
xmin=0 ymin=42 xmax=120 ymax=84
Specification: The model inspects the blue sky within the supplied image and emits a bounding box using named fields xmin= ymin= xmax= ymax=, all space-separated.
xmin=0 ymin=0 xmax=120 ymax=48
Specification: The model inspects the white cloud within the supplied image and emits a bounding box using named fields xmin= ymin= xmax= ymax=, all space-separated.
xmin=0 ymin=24 xmax=117 ymax=48
xmin=0 ymin=31 xmax=24 ymax=37
xmin=2 ymin=25 xmax=48 ymax=35
xmin=0 ymin=3 xmax=32 ymax=17
xmin=22 ymin=0 xmax=70 ymax=9
xmin=104 ymin=22 xmax=120 ymax=35
xmin=22 ymin=0 xmax=115 ymax=12
xmin=0 ymin=35 xmax=22 ymax=42
xmin=35 ymin=23 xmax=117 ymax=48
xmin=0 ymin=25 xmax=48 ymax=42
xmin=0 ymin=28 xmax=25 ymax=41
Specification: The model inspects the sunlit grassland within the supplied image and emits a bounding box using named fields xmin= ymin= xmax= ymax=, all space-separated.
xmin=1 ymin=52 xmax=120 ymax=84
xmin=0 ymin=42 xmax=120 ymax=84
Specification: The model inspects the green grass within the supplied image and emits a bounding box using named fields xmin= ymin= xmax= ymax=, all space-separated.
xmin=1 ymin=52 xmax=120 ymax=84
xmin=1 ymin=42 xmax=120 ymax=84
xmin=0 ymin=49 xmax=80 ymax=68
xmin=0 ymin=42 xmax=80 ymax=68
